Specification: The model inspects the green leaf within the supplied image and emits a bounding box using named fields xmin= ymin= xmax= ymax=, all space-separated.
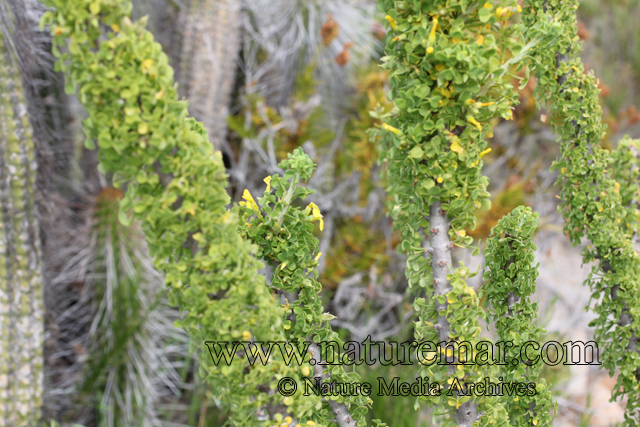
xmin=118 ymin=208 xmax=132 ymax=227
xmin=410 ymin=146 xmax=424 ymax=158
xmin=478 ymin=8 xmax=492 ymax=23
xmin=89 ymin=1 xmax=100 ymax=14
xmin=138 ymin=122 xmax=149 ymax=134
xmin=64 ymin=79 xmax=76 ymax=94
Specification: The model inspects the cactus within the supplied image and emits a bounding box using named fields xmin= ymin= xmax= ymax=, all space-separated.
xmin=0 ymin=30 xmax=44 ymax=427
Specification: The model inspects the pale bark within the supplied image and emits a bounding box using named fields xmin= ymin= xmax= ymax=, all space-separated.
xmin=428 ymin=202 xmax=478 ymax=427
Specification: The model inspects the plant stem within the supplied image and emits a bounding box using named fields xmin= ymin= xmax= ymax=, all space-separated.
xmin=282 ymin=290 xmax=358 ymax=427
xmin=429 ymin=202 xmax=478 ymax=427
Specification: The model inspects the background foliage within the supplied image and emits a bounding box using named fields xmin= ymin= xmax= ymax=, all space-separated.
xmin=1 ymin=0 xmax=640 ymax=425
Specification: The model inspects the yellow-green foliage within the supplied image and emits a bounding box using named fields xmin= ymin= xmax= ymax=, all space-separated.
xmin=40 ymin=1 xmax=324 ymax=424
xmin=374 ymin=0 xmax=561 ymax=425
xmin=237 ymin=149 xmax=373 ymax=424
xmin=523 ymin=0 xmax=640 ymax=422
xmin=481 ymin=206 xmax=555 ymax=426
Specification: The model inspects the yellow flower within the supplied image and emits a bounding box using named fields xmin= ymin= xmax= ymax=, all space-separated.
xmin=155 ymin=90 xmax=164 ymax=100
xmin=456 ymin=230 xmax=466 ymax=237
xmin=429 ymin=17 xmax=438 ymax=45
xmin=385 ymin=15 xmax=398 ymax=31
xmin=306 ymin=202 xmax=324 ymax=231
xmin=242 ymin=331 xmax=252 ymax=340
xmin=141 ymin=58 xmax=153 ymax=72
xmin=451 ymin=140 xmax=464 ymax=154
xmin=468 ymin=116 xmax=483 ymax=131
xmin=111 ymin=23 xmax=120 ymax=32
xmin=239 ymin=189 xmax=261 ymax=216
xmin=437 ymin=177 xmax=443 ymax=183
xmin=476 ymin=34 xmax=485 ymax=45
xmin=282 ymin=416 xmax=293 ymax=426
xmin=314 ymin=252 xmax=322 ymax=261
xmin=54 ymin=27 xmax=64 ymax=36
xmin=301 ymin=366 xmax=311 ymax=376
xmin=438 ymin=87 xmax=452 ymax=98
xmin=382 ymin=123 xmax=402 ymax=135
xmin=264 ymin=175 xmax=272 ymax=192
xmin=533 ymin=421 xmax=538 ymax=426
xmin=427 ymin=46 xmax=434 ymax=54
xmin=479 ymin=148 xmax=492 ymax=158
xmin=242 ymin=189 xmax=257 ymax=209
xmin=483 ymin=2 xmax=492 ymax=8
xmin=306 ymin=422 xmax=316 ymax=426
